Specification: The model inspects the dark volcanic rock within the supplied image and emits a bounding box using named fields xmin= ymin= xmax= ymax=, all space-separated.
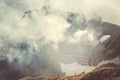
xmin=0 ymin=59 xmax=25 ymax=80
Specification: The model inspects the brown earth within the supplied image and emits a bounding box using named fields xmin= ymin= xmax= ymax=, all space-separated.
xmin=19 ymin=66 xmax=120 ymax=80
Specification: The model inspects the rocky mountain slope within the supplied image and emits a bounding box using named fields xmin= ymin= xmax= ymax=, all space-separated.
xmin=20 ymin=65 xmax=120 ymax=80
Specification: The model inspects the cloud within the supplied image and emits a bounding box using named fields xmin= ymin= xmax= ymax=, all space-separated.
xmin=0 ymin=2 xmax=70 ymax=65
xmin=1 ymin=0 xmax=120 ymax=28
xmin=49 ymin=0 xmax=120 ymax=25
xmin=0 ymin=0 xmax=120 ymax=76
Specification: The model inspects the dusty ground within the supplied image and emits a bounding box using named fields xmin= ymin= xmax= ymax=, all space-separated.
xmin=20 ymin=66 xmax=120 ymax=80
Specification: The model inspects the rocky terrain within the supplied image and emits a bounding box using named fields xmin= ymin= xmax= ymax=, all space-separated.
xmin=19 ymin=65 xmax=120 ymax=80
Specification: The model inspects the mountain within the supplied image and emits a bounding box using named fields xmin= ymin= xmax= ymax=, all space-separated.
xmin=19 ymin=65 xmax=120 ymax=80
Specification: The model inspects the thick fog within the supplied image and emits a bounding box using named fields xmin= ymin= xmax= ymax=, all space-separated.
xmin=0 ymin=0 xmax=120 ymax=78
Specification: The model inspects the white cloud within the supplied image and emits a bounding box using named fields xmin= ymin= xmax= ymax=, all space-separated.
xmin=0 ymin=0 xmax=119 ymax=74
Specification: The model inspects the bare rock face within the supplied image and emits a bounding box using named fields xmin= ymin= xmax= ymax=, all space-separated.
xmin=87 ymin=20 xmax=120 ymax=66
xmin=98 ymin=63 xmax=120 ymax=68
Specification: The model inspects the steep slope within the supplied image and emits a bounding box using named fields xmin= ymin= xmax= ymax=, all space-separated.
xmin=19 ymin=66 xmax=120 ymax=80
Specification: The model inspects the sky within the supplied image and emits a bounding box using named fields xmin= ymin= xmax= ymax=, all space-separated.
xmin=0 ymin=0 xmax=120 ymax=25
